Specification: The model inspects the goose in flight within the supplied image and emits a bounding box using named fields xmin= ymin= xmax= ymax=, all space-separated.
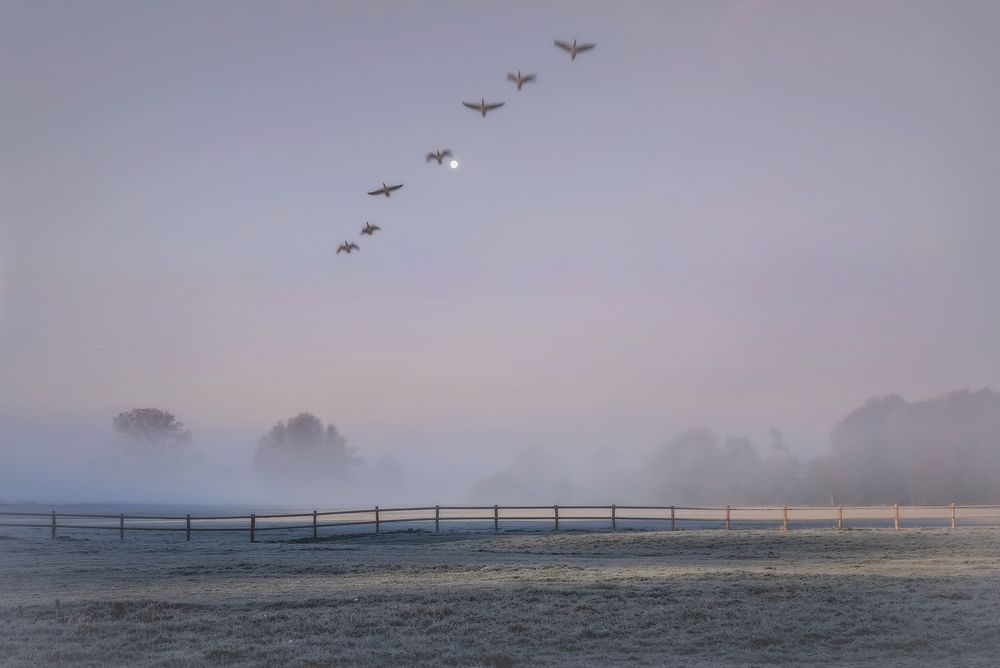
xmin=462 ymin=98 xmax=505 ymax=117
xmin=507 ymin=71 xmax=536 ymax=90
xmin=337 ymin=241 xmax=359 ymax=254
xmin=426 ymin=149 xmax=453 ymax=165
xmin=554 ymin=39 xmax=596 ymax=60
xmin=360 ymin=222 xmax=381 ymax=236
xmin=367 ymin=182 xmax=404 ymax=197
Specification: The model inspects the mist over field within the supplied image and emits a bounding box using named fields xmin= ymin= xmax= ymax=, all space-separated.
xmin=3 ymin=389 xmax=999 ymax=509
xmin=1 ymin=2 xmax=998 ymax=511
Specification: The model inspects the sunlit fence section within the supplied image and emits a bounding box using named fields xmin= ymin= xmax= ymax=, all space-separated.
xmin=957 ymin=504 xmax=1000 ymax=523
xmin=0 ymin=503 xmax=995 ymax=543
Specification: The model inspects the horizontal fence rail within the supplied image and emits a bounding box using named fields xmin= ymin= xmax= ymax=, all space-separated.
xmin=0 ymin=503 xmax=997 ymax=543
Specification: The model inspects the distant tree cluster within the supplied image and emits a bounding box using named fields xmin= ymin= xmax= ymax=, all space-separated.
xmin=644 ymin=427 xmax=800 ymax=505
xmin=810 ymin=389 xmax=1000 ymax=505
xmin=469 ymin=445 xmax=574 ymax=504
xmin=253 ymin=412 xmax=360 ymax=480
xmin=645 ymin=389 xmax=1000 ymax=505
xmin=109 ymin=407 xmax=362 ymax=487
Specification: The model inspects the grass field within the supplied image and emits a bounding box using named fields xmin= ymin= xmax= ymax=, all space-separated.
xmin=2 ymin=527 xmax=999 ymax=666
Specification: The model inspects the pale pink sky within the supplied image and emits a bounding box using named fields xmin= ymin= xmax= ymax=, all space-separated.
xmin=2 ymin=1 xmax=998 ymax=479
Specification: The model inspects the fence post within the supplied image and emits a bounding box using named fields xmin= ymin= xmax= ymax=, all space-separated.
xmin=250 ymin=514 xmax=256 ymax=543
xmin=894 ymin=503 xmax=900 ymax=530
xmin=554 ymin=504 xmax=559 ymax=531
xmin=120 ymin=513 xmax=124 ymax=542
xmin=375 ymin=506 xmax=380 ymax=534
xmin=313 ymin=510 xmax=318 ymax=540
xmin=782 ymin=505 xmax=788 ymax=531
xmin=51 ymin=511 xmax=56 ymax=539
xmin=611 ymin=504 xmax=616 ymax=532
xmin=837 ymin=505 xmax=843 ymax=530
xmin=494 ymin=505 xmax=499 ymax=533
xmin=435 ymin=505 xmax=440 ymax=533
xmin=726 ymin=504 xmax=731 ymax=530
xmin=951 ymin=502 xmax=957 ymax=529
xmin=186 ymin=514 xmax=191 ymax=542
xmin=670 ymin=505 xmax=675 ymax=531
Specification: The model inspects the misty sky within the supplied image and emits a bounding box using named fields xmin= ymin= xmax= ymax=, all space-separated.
xmin=2 ymin=0 xmax=999 ymax=486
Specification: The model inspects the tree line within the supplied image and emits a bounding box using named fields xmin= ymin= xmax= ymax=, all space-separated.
xmin=112 ymin=388 xmax=1000 ymax=504
xmin=111 ymin=408 xmax=359 ymax=482
xmin=644 ymin=389 xmax=1000 ymax=505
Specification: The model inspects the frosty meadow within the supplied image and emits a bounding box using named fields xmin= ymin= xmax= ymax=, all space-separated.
xmin=3 ymin=526 xmax=1000 ymax=666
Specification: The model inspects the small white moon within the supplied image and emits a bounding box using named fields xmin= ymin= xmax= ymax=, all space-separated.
xmin=449 ymin=159 xmax=459 ymax=169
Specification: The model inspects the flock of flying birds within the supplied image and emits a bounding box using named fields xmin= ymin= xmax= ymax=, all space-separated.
xmin=336 ymin=38 xmax=597 ymax=256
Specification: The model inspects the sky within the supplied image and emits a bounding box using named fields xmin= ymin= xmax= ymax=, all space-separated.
xmin=1 ymin=0 xmax=999 ymax=502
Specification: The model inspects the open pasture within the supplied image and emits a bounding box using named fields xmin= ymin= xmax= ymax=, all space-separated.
xmin=2 ymin=526 xmax=1000 ymax=666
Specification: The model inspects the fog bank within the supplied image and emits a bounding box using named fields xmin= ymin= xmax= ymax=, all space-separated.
xmin=4 ymin=389 xmax=999 ymax=509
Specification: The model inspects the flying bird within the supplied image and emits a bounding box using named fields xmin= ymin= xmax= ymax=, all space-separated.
xmin=507 ymin=71 xmax=536 ymax=90
xmin=554 ymin=39 xmax=596 ymax=60
xmin=367 ymin=182 xmax=403 ymax=197
xmin=426 ymin=149 xmax=453 ymax=165
xmin=462 ymin=98 xmax=505 ymax=117
xmin=360 ymin=222 xmax=381 ymax=236
xmin=337 ymin=241 xmax=359 ymax=254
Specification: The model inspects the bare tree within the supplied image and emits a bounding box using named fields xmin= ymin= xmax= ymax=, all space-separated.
xmin=112 ymin=408 xmax=192 ymax=461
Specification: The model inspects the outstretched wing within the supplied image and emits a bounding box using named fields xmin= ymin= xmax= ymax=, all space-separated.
xmin=387 ymin=184 xmax=403 ymax=192
xmin=576 ymin=43 xmax=596 ymax=52
xmin=426 ymin=153 xmax=436 ymax=162
xmin=371 ymin=225 xmax=381 ymax=231
xmin=523 ymin=74 xmax=536 ymax=83
xmin=440 ymin=149 xmax=452 ymax=158
xmin=554 ymin=39 xmax=572 ymax=52
xmin=507 ymin=73 xmax=518 ymax=82
xmin=350 ymin=243 xmax=360 ymax=251
xmin=367 ymin=187 xmax=384 ymax=196
xmin=483 ymin=102 xmax=505 ymax=111
xmin=337 ymin=245 xmax=347 ymax=254
xmin=462 ymin=101 xmax=481 ymax=110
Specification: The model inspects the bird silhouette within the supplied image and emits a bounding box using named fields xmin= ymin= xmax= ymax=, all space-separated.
xmin=367 ymin=182 xmax=404 ymax=197
xmin=360 ymin=222 xmax=381 ymax=236
xmin=426 ymin=149 xmax=453 ymax=165
xmin=554 ymin=39 xmax=596 ymax=60
xmin=462 ymin=98 xmax=505 ymax=117
xmin=337 ymin=241 xmax=360 ymax=254
xmin=507 ymin=71 xmax=536 ymax=90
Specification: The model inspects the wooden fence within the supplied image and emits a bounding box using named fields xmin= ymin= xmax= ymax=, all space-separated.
xmin=3 ymin=503 xmax=1000 ymax=542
